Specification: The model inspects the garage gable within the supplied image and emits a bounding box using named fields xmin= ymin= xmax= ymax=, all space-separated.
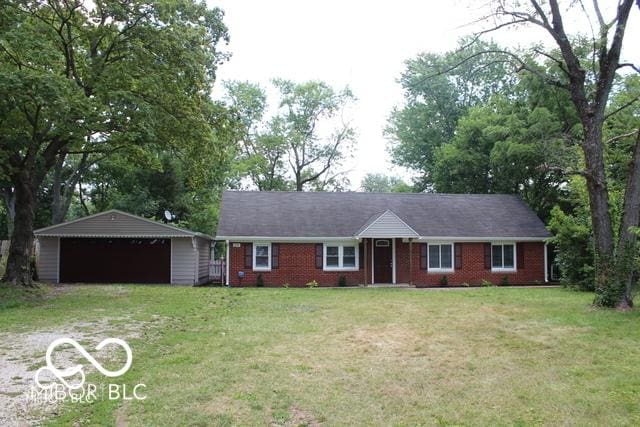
xmin=35 ymin=209 xmax=209 ymax=238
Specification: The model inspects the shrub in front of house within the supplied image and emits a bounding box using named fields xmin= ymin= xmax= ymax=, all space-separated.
xmin=256 ymin=274 xmax=264 ymax=287
xmin=306 ymin=280 xmax=318 ymax=288
xmin=439 ymin=276 xmax=448 ymax=287
xmin=338 ymin=275 xmax=347 ymax=287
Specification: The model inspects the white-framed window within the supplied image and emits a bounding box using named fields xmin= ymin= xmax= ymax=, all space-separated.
xmin=323 ymin=243 xmax=359 ymax=271
xmin=492 ymin=243 xmax=516 ymax=271
xmin=427 ymin=243 xmax=453 ymax=272
xmin=253 ymin=242 xmax=271 ymax=270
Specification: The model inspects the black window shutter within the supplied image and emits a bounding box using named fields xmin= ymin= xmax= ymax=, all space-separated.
xmin=517 ymin=243 xmax=524 ymax=269
xmin=244 ymin=243 xmax=253 ymax=268
xmin=420 ymin=243 xmax=427 ymax=270
xmin=454 ymin=243 xmax=463 ymax=270
xmin=315 ymin=244 xmax=323 ymax=269
xmin=359 ymin=243 xmax=364 ymax=270
xmin=484 ymin=243 xmax=491 ymax=270
xmin=272 ymin=243 xmax=279 ymax=269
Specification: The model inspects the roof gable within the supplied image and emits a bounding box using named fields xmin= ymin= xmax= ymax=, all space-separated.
xmin=356 ymin=210 xmax=419 ymax=238
xmin=35 ymin=210 xmax=212 ymax=239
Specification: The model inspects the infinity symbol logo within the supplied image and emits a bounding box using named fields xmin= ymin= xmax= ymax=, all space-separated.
xmin=34 ymin=338 xmax=132 ymax=390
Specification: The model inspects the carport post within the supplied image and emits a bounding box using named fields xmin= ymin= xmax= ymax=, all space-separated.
xmin=225 ymin=240 xmax=230 ymax=286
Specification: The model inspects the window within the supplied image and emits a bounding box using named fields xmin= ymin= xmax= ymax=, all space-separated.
xmin=253 ymin=243 xmax=271 ymax=270
xmin=324 ymin=243 xmax=359 ymax=270
xmin=427 ymin=243 xmax=453 ymax=271
xmin=492 ymin=243 xmax=515 ymax=271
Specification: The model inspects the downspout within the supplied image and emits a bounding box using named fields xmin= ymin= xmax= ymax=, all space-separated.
xmin=225 ymin=240 xmax=230 ymax=286
xmin=544 ymin=242 xmax=548 ymax=283
xmin=409 ymin=239 xmax=413 ymax=287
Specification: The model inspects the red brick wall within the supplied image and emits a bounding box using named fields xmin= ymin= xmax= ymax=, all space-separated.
xmin=228 ymin=240 xmax=545 ymax=287
xmin=229 ymin=242 xmax=364 ymax=287
xmin=396 ymin=240 xmax=546 ymax=286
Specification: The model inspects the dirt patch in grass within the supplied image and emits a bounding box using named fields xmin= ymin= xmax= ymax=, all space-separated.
xmin=0 ymin=316 xmax=160 ymax=426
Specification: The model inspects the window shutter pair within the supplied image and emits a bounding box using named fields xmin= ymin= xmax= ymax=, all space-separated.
xmin=315 ymin=244 xmax=323 ymax=269
xmin=454 ymin=243 xmax=462 ymax=270
xmin=421 ymin=243 xmax=463 ymax=270
xmin=244 ymin=243 xmax=253 ymax=268
xmin=516 ymin=242 xmax=524 ymax=269
xmin=484 ymin=243 xmax=491 ymax=270
xmin=420 ymin=244 xmax=427 ymax=270
xmin=244 ymin=243 xmax=280 ymax=269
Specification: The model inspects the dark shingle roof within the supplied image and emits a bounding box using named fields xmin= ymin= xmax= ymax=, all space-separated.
xmin=216 ymin=191 xmax=551 ymax=239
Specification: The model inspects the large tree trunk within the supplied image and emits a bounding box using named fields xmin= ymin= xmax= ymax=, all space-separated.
xmin=582 ymin=122 xmax=616 ymax=305
xmin=3 ymin=171 xmax=38 ymax=288
xmin=614 ymin=130 xmax=640 ymax=309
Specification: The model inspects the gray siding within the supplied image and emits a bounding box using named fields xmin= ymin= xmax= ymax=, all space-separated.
xmin=37 ymin=237 xmax=59 ymax=283
xmin=358 ymin=211 xmax=419 ymax=238
xmin=196 ymin=237 xmax=210 ymax=283
xmin=171 ymin=238 xmax=196 ymax=284
xmin=36 ymin=210 xmax=193 ymax=237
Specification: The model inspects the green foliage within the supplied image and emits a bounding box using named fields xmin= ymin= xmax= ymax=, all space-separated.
xmin=224 ymin=79 xmax=355 ymax=191
xmin=439 ymin=276 xmax=448 ymax=287
xmin=548 ymin=203 xmax=595 ymax=291
xmin=305 ymin=280 xmax=319 ymax=289
xmin=256 ymin=274 xmax=265 ymax=288
xmin=338 ymin=275 xmax=347 ymax=287
xmin=480 ymin=279 xmax=495 ymax=287
xmin=500 ymin=276 xmax=510 ymax=286
xmin=281 ymin=283 xmax=290 ymax=289
xmin=360 ymin=173 xmax=412 ymax=192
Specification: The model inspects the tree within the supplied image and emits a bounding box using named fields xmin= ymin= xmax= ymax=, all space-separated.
xmin=386 ymin=39 xmax=515 ymax=190
xmin=224 ymin=79 xmax=356 ymax=191
xmin=472 ymin=0 xmax=639 ymax=307
xmin=360 ymin=173 xmax=412 ymax=192
xmin=0 ymin=0 xmax=229 ymax=287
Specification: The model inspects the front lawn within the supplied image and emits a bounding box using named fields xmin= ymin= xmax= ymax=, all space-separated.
xmin=1 ymin=286 xmax=639 ymax=425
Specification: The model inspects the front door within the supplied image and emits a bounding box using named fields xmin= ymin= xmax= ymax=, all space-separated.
xmin=374 ymin=239 xmax=392 ymax=283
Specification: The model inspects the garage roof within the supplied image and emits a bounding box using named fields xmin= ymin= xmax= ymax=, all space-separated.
xmin=35 ymin=209 xmax=213 ymax=239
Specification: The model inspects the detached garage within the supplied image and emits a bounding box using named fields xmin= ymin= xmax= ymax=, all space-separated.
xmin=35 ymin=210 xmax=212 ymax=285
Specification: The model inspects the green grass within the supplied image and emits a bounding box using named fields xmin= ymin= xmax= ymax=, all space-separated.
xmin=2 ymin=285 xmax=640 ymax=426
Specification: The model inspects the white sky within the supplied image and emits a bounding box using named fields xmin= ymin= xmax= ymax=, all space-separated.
xmin=209 ymin=0 xmax=639 ymax=190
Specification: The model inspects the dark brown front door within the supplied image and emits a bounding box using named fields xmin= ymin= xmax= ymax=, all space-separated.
xmin=374 ymin=239 xmax=392 ymax=283
xmin=60 ymin=238 xmax=171 ymax=283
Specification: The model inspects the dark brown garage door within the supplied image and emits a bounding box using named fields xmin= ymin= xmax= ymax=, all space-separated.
xmin=60 ymin=238 xmax=171 ymax=283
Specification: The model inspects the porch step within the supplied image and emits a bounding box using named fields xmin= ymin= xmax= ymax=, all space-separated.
xmin=366 ymin=283 xmax=413 ymax=288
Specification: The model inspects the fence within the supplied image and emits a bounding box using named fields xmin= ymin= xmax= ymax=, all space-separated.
xmin=209 ymin=259 xmax=225 ymax=284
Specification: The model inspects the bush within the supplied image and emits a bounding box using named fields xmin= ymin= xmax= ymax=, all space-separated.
xmin=281 ymin=283 xmax=290 ymax=288
xmin=256 ymin=274 xmax=264 ymax=287
xmin=460 ymin=282 xmax=470 ymax=287
xmin=439 ymin=276 xmax=448 ymax=287
xmin=548 ymin=205 xmax=595 ymax=291
xmin=338 ymin=275 xmax=347 ymax=287
xmin=480 ymin=279 xmax=494 ymax=287
xmin=305 ymin=280 xmax=318 ymax=289
xmin=500 ymin=275 xmax=510 ymax=286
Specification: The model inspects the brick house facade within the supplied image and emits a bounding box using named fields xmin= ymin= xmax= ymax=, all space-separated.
xmin=217 ymin=191 xmax=552 ymax=288
xmin=227 ymin=239 xmax=546 ymax=287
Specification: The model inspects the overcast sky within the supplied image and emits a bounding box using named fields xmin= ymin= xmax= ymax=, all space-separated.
xmin=209 ymin=1 xmax=639 ymax=190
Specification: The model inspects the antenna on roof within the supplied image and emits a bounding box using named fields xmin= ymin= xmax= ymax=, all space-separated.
xmin=164 ymin=210 xmax=175 ymax=223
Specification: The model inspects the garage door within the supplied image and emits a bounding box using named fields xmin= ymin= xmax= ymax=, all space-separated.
xmin=59 ymin=238 xmax=171 ymax=283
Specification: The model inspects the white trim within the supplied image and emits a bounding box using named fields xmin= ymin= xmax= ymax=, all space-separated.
xmin=218 ymin=235 xmax=549 ymax=242
xmin=170 ymin=239 xmax=174 ymax=284
xmin=491 ymin=242 xmax=517 ymax=272
xmin=322 ymin=242 xmax=359 ymax=271
xmin=253 ymin=242 xmax=272 ymax=271
xmin=544 ymin=242 xmax=548 ymax=282
xmin=225 ymin=240 xmax=230 ymax=286
xmin=416 ymin=236 xmax=547 ymax=242
xmin=35 ymin=209 xmax=214 ymax=240
xmin=392 ymin=238 xmax=396 ymax=284
xmin=426 ymin=242 xmax=454 ymax=273
xmin=371 ymin=240 xmax=374 ymax=284
xmin=217 ymin=236 xmax=356 ymax=242
xmin=56 ymin=237 xmax=60 ymax=284
xmin=356 ymin=210 xmax=420 ymax=238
